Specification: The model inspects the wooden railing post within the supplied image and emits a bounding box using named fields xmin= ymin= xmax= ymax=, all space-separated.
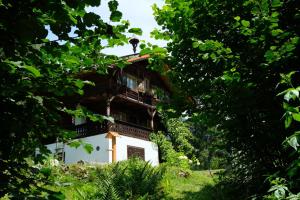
xmin=147 ymin=108 xmax=156 ymax=130
xmin=106 ymin=96 xmax=115 ymax=116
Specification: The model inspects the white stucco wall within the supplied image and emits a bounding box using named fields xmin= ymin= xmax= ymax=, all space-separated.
xmin=46 ymin=134 xmax=109 ymax=164
xmin=45 ymin=134 xmax=159 ymax=166
xmin=116 ymin=135 xmax=159 ymax=166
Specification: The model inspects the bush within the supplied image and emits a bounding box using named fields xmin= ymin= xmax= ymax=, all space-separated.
xmin=91 ymin=158 xmax=165 ymax=199
xmin=150 ymin=131 xmax=191 ymax=170
xmin=4 ymin=156 xmax=166 ymax=199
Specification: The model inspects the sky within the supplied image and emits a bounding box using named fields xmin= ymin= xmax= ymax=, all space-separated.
xmin=47 ymin=0 xmax=167 ymax=56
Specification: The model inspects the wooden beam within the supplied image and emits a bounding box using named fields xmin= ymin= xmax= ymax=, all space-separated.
xmin=147 ymin=108 xmax=156 ymax=130
xmin=117 ymin=94 xmax=155 ymax=109
xmin=106 ymin=96 xmax=115 ymax=116
xmin=112 ymin=136 xmax=116 ymax=162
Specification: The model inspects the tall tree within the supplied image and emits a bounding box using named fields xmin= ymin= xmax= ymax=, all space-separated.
xmin=152 ymin=0 xmax=300 ymax=197
xmin=0 ymin=0 xmax=141 ymax=196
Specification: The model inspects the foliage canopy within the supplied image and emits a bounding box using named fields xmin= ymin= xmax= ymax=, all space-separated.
xmin=152 ymin=0 xmax=300 ymax=197
xmin=0 ymin=0 xmax=142 ymax=196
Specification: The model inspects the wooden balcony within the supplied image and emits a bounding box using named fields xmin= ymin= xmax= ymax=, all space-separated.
xmin=108 ymin=120 xmax=152 ymax=141
xmin=75 ymin=122 xmax=108 ymax=138
xmin=110 ymin=82 xmax=158 ymax=106
xmin=117 ymin=86 xmax=158 ymax=106
xmin=74 ymin=120 xmax=152 ymax=140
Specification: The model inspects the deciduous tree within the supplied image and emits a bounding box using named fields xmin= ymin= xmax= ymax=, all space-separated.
xmin=152 ymin=0 xmax=299 ymax=197
xmin=0 ymin=0 xmax=141 ymax=197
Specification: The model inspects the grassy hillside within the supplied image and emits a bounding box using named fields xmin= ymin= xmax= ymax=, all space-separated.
xmin=161 ymin=168 xmax=223 ymax=200
xmin=52 ymin=162 xmax=225 ymax=200
xmin=0 ymin=158 xmax=226 ymax=200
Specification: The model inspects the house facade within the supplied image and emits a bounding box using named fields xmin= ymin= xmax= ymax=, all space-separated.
xmin=46 ymin=54 xmax=170 ymax=166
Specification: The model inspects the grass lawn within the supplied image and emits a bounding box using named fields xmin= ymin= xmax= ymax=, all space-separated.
xmin=47 ymin=163 xmax=226 ymax=200
xmin=161 ymin=168 xmax=223 ymax=200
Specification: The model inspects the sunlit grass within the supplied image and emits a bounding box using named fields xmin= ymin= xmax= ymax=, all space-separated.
xmin=161 ymin=167 xmax=223 ymax=200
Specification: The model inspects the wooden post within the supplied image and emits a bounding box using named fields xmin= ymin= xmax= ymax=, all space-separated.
xmin=147 ymin=108 xmax=156 ymax=130
xmin=106 ymin=96 xmax=115 ymax=116
xmin=105 ymin=132 xmax=119 ymax=163
xmin=112 ymin=136 xmax=116 ymax=162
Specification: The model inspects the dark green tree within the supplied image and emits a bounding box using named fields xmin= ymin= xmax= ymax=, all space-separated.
xmin=0 ymin=0 xmax=142 ymax=197
xmin=152 ymin=0 xmax=300 ymax=197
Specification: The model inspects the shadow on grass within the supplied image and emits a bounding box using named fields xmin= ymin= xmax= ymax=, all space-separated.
xmin=171 ymin=184 xmax=231 ymax=200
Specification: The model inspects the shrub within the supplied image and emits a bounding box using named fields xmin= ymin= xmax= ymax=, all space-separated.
xmin=91 ymin=158 xmax=165 ymax=199
xmin=150 ymin=131 xmax=190 ymax=169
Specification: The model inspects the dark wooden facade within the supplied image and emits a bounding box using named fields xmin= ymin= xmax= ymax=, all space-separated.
xmin=68 ymin=54 xmax=170 ymax=141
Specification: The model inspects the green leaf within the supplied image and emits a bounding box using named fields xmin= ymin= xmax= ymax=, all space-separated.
xmin=103 ymin=115 xmax=115 ymax=123
xmin=234 ymin=16 xmax=240 ymax=21
xmin=75 ymin=80 xmax=85 ymax=89
xmin=108 ymin=0 xmax=118 ymax=11
xmin=285 ymin=114 xmax=292 ymax=128
xmin=271 ymin=29 xmax=283 ymax=36
xmin=85 ymin=0 xmax=101 ymax=7
xmin=279 ymin=71 xmax=297 ymax=85
xmin=128 ymin=28 xmax=142 ymax=36
xmin=139 ymin=43 xmax=146 ymax=49
xmin=287 ymin=136 xmax=299 ymax=151
xmin=192 ymin=41 xmax=199 ymax=48
xmin=284 ymin=89 xmax=299 ymax=102
xmin=40 ymin=167 xmax=52 ymax=176
xmin=292 ymin=113 xmax=300 ymax=122
xmin=110 ymin=11 xmax=122 ymax=22
xmin=202 ymin=53 xmax=209 ymax=60
xmin=49 ymin=192 xmax=66 ymax=200
xmin=241 ymin=20 xmax=250 ymax=27
xmin=87 ymin=113 xmax=103 ymax=122
xmin=83 ymin=143 xmax=94 ymax=154
xmin=283 ymin=102 xmax=299 ymax=113
xmin=83 ymin=80 xmax=95 ymax=86
xmin=140 ymin=48 xmax=152 ymax=55
xmin=68 ymin=140 xmax=81 ymax=148
xmin=21 ymin=65 xmax=41 ymax=77
xmin=272 ymin=0 xmax=282 ymax=8
xmin=83 ymin=12 xmax=100 ymax=27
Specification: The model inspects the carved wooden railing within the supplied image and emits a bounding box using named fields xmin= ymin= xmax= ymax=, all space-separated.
xmin=74 ymin=120 xmax=151 ymax=140
xmin=108 ymin=120 xmax=151 ymax=140
xmin=75 ymin=122 xmax=108 ymax=138
xmin=118 ymin=86 xmax=156 ymax=106
xmin=108 ymin=80 xmax=157 ymax=106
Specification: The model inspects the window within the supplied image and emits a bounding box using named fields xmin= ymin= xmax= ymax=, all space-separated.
xmin=127 ymin=145 xmax=145 ymax=160
xmin=126 ymin=75 xmax=138 ymax=90
xmin=121 ymin=74 xmax=151 ymax=93
xmin=121 ymin=74 xmax=140 ymax=90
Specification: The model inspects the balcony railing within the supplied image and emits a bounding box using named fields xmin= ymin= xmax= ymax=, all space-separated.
xmin=118 ymin=86 xmax=157 ymax=106
xmin=108 ymin=120 xmax=151 ymax=140
xmin=109 ymin=80 xmax=158 ymax=106
xmin=74 ymin=120 xmax=151 ymax=140
xmin=75 ymin=122 xmax=108 ymax=138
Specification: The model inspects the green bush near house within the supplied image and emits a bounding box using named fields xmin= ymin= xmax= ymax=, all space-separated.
xmin=1 ymin=157 xmax=229 ymax=200
xmin=46 ymin=158 xmax=165 ymax=200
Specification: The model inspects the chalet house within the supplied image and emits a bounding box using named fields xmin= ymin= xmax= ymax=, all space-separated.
xmin=45 ymin=53 xmax=171 ymax=166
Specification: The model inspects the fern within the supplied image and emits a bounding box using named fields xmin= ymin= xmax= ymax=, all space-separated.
xmin=91 ymin=159 xmax=165 ymax=199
